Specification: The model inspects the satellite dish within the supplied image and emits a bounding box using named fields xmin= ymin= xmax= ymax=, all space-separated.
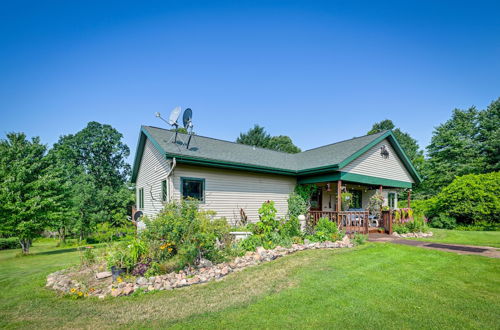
xmin=183 ymin=108 xmax=193 ymax=128
xmin=133 ymin=210 xmax=143 ymax=222
xmin=168 ymin=106 xmax=181 ymax=126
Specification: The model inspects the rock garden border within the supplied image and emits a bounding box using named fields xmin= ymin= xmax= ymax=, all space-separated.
xmin=392 ymin=231 xmax=433 ymax=238
xmin=46 ymin=236 xmax=353 ymax=298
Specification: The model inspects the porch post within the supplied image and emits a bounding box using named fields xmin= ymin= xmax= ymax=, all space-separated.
xmin=379 ymin=185 xmax=383 ymax=194
xmin=337 ymin=180 xmax=342 ymax=225
xmin=407 ymin=189 xmax=411 ymax=208
xmin=337 ymin=180 xmax=342 ymax=211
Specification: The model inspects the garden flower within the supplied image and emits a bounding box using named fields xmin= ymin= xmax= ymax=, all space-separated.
xmin=70 ymin=288 xmax=76 ymax=293
xmin=77 ymin=291 xmax=83 ymax=297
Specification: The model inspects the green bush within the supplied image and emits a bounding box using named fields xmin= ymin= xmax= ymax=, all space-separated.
xmin=287 ymin=192 xmax=308 ymax=218
xmin=0 ymin=237 xmax=20 ymax=250
xmin=352 ymin=233 xmax=367 ymax=245
xmin=455 ymin=222 xmax=500 ymax=231
xmin=103 ymin=200 xmax=232 ymax=274
xmin=307 ymin=217 xmax=344 ymax=242
xmin=280 ymin=216 xmax=301 ymax=238
xmin=430 ymin=214 xmax=457 ymax=229
xmin=435 ymin=172 xmax=500 ymax=225
xmin=393 ymin=214 xmax=429 ymax=233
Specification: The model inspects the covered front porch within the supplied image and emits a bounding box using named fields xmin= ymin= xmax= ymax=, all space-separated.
xmin=302 ymin=174 xmax=411 ymax=235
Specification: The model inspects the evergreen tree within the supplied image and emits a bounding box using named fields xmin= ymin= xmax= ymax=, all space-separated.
xmin=478 ymin=98 xmax=500 ymax=172
xmin=236 ymin=124 xmax=271 ymax=148
xmin=237 ymin=125 xmax=301 ymax=153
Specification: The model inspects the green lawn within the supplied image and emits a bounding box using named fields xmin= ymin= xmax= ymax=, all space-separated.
xmin=413 ymin=229 xmax=500 ymax=248
xmin=1 ymin=240 xmax=499 ymax=329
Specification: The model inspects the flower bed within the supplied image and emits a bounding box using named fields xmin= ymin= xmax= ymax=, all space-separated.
xmin=46 ymin=236 xmax=353 ymax=298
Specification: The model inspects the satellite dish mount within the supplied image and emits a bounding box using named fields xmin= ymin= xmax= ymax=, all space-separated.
xmin=155 ymin=106 xmax=194 ymax=148
xmin=183 ymin=108 xmax=194 ymax=149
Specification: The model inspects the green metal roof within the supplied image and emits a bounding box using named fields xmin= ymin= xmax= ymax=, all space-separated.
xmin=131 ymin=126 xmax=422 ymax=184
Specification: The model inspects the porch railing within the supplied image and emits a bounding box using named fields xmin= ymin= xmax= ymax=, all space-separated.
xmin=308 ymin=210 xmax=369 ymax=235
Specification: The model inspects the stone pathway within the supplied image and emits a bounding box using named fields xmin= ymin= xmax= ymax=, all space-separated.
xmin=368 ymin=233 xmax=500 ymax=258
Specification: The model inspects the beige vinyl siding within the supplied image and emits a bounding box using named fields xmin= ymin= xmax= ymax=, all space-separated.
xmin=135 ymin=140 xmax=171 ymax=217
xmin=343 ymin=139 xmax=415 ymax=183
xmin=172 ymin=164 xmax=296 ymax=225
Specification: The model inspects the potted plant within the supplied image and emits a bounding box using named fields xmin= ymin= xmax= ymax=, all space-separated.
xmin=378 ymin=227 xmax=385 ymax=234
xmin=107 ymin=248 xmax=129 ymax=280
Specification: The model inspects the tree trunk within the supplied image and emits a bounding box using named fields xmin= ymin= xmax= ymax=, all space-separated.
xmin=58 ymin=227 xmax=66 ymax=244
xmin=19 ymin=239 xmax=31 ymax=254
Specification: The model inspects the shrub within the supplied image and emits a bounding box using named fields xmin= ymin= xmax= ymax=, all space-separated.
xmin=430 ymin=214 xmax=457 ymax=229
xmin=455 ymin=221 xmax=500 ymax=231
xmin=308 ymin=217 xmax=344 ymax=242
xmin=287 ymin=192 xmax=308 ymax=218
xmin=80 ymin=246 xmax=96 ymax=266
xmin=0 ymin=237 xmax=20 ymax=250
xmin=393 ymin=213 xmax=428 ymax=233
xmin=352 ymin=233 xmax=367 ymax=245
xmin=435 ymin=172 xmax=500 ymax=225
xmin=280 ymin=216 xmax=301 ymax=238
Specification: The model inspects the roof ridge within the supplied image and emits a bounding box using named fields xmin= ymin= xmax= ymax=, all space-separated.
xmin=144 ymin=125 xmax=390 ymax=157
xmin=144 ymin=125 xmax=299 ymax=156
xmin=300 ymin=130 xmax=389 ymax=153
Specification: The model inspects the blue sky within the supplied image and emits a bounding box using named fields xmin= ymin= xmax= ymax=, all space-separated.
xmin=1 ymin=0 xmax=499 ymax=163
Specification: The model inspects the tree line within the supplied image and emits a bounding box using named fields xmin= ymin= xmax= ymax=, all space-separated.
xmin=0 ymin=122 xmax=133 ymax=253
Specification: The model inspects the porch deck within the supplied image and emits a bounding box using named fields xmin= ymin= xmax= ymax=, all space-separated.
xmin=309 ymin=210 xmax=393 ymax=235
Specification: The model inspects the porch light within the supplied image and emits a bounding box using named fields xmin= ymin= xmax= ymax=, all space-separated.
xmin=326 ymin=183 xmax=332 ymax=192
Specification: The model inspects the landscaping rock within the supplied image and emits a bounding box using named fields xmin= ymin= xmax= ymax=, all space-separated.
xmin=136 ymin=277 xmax=148 ymax=285
xmin=197 ymin=258 xmax=213 ymax=268
xmin=111 ymin=288 xmax=123 ymax=297
xmin=256 ymin=246 xmax=266 ymax=254
xmin=123 ymin=286 xmax=134 ymax=295
xmin=394 ymin=231 xmax=434 ymax=238
xmin=95 ymin=271 xmax=112 ymax=279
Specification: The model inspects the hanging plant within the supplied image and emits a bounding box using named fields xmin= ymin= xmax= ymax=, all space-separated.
xmin=341 ymin=192 xmax=353 ymax=211
xmin=368 ymin=192 xmax=384 ymax=219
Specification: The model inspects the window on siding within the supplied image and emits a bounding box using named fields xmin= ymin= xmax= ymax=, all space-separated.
xmin=138 ymin=188 xmax=144 ymax=209
xmin=181 ymin=177 xmax=205 ymax=202
xmin=161 ymin=179 xmax=168 ymax=202
xmin=388 ymin=192 xmax=396 ymax=209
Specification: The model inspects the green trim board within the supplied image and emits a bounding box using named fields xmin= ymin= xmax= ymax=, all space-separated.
xmin=297 ymin=171 xmax=412 ymax=188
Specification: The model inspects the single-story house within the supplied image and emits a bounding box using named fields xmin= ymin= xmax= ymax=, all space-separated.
xmin=131 ymin=125 xmax=421 ymax=232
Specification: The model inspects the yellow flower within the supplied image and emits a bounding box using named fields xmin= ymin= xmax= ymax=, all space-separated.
xmin=70 ymin=288 xmax=76 ymax=293
xmin=117 ymin=277 xmax=123 ymax=283
xmin=167 ymin=248 xmax=173 ymax=252
xmin=160 ymin=244 xmax=167 ymax=250
xmin=77 ymin=291 xmax=83 ymax=297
